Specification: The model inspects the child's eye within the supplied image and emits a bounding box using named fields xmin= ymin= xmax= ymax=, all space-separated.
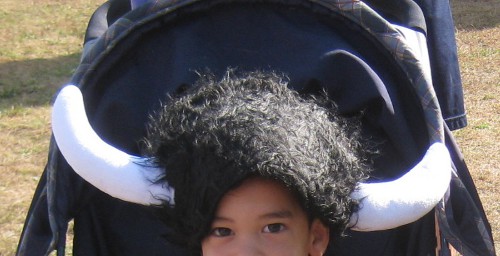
xmin=211 ymin=227 xmax=233 ymax=237
xmin=263 ymin=223 xmax=286 ymax=233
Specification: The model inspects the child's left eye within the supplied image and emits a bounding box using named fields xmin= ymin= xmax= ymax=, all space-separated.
xmin=263 ymin=223 xmax=286 ymax=233
xmin=211 ymin=227 xmax=233 ymax=237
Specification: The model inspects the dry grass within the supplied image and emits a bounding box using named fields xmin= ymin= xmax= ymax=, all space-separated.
xmin=0 ymin=107 xmax=51 ymax=253
xmin=0 ymin=0 xmax=498 ymax=255
xmin=450 ymin=0 xmax=500 ymax=254
xmin=0 ymin=1 xmax=102 ymax=254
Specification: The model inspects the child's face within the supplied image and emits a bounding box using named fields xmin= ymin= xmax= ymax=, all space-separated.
xmin=201 ymin=177 xmax=329 ymax=256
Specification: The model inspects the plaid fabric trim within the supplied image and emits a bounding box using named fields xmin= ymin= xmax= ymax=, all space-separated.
xmin=72 ymin=0 xmax=444 ymax=143
xmin=314 ymin=0 xmax=444 ymax=143
xmin=436 ymin=173 xmax=496 ymax=255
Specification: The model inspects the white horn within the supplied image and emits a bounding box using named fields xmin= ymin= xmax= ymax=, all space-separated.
xmin=52 ymin=85 xmax=173 ymax=206
xmin=350 ymin=142 xmax=451 ymax=231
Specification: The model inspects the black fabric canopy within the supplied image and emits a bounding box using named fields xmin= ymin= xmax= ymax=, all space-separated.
xmin=17 ymin=1 xmax=493 ymax=255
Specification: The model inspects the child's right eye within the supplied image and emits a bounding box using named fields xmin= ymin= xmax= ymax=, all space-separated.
xmin=263 ymin=223 xmax=286 ymax=233
xmin=211 ymin=227 xmax=233 ymax=237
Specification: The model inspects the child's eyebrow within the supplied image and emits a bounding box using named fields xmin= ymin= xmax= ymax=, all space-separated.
xmin=212 ymin=216 xmax=234 ymax=223
xmin=211 ymin=210 xmax=294 ymax=223
xmin=259 ymin=210 xmax=293 ymax=220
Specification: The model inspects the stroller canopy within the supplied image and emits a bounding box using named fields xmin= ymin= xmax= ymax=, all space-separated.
xmin=18 ymin=1 xmax=494 ymax=255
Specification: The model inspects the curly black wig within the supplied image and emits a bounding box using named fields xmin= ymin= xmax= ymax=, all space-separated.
xmin=143 ymin=70 xmax=371 ymax=253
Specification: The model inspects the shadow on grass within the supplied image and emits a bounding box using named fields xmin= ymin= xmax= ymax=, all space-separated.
xmin=0 ymin=53 xmax=81 ymax=110
xmin=451 ymin=0 xmax=500 ymax=30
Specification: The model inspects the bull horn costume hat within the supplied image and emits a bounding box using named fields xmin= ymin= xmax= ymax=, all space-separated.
xmin=52 ymin=74 xmax=451 ymax=232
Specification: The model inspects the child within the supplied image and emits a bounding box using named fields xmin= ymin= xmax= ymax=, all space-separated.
xmin=142 ymin=70 xmax=371 ymax=255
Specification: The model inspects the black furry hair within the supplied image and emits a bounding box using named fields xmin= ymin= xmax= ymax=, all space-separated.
xmin=143 ymin=70 xmax=371 ymax=253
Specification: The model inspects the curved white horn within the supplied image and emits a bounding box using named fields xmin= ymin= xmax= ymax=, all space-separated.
xmin=350 ymin=142 xmax=451 ymax=231
xmin=52 ymin=85 xmax=173 ymax=206
xmin=52 ymin=85 xmax=451 ymax=226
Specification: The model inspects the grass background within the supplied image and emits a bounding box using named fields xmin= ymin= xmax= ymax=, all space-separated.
xmin=0 ymin=0 xmax=498 ymax=255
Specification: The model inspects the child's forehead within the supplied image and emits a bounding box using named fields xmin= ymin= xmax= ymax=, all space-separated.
xmin=215 ymin=177 xmax=306 ymax=217
xmin=227 ymin=177 xmax=290 ymax=195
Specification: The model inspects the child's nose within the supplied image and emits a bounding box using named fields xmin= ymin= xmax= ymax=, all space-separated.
xmin=230 ymin=235 xmax=265 ymax=256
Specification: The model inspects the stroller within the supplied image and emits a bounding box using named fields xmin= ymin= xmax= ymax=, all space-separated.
xmin=17 ymin=0 xmax=495 ymax=255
